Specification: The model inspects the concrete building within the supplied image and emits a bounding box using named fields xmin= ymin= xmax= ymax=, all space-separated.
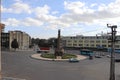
xmin=62 ymin=35 xmax=120 ymax=49
xmin=1 ymin=33 xmax=10 ymax=49
xmin=22 ymin=32 xmax=31 ymax=50
xmin=9 ymin=30 xmax=31 ymax=50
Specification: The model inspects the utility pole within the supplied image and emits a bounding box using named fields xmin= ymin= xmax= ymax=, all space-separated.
xmin=107 ymin=24 xmax=117 ymax=80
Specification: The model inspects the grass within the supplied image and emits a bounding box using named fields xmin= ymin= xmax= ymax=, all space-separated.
xmin=41 ymin=53 xmax=77 ymax=59
xmin=41 ymin=53 xmax=55 ymax=59
xmin=62 ymin=53 xmax=77 ymax=59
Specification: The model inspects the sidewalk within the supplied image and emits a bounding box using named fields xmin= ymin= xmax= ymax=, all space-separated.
xmin=2 ymin=77 xmax=26 ymax=80
xmin=31 ymin=54 xmax=87 ymax=61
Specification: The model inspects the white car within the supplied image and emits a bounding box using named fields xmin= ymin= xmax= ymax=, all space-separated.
xmin=106 ymin=55 xmax=111 ymax=58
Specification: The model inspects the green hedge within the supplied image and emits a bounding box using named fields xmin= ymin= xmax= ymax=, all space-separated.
xmin=41 ymin=54 xmax=55 ymax=59
xmin=62 ymin=54 xmax=77 ymax=59
xmin=41 ymin=53 xmax=77 ymax=59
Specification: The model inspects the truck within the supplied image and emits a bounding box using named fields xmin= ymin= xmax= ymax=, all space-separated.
xmin=36 ymin=47 xmax=50 ymax=53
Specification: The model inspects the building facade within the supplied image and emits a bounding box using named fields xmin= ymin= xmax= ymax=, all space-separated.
xmin=9 ymin=30 xmax=31 ymax=50
xmin=1 ymin=33 xmax=10 ymax=49
xmin=1 ymin=30 xmax=31 ymax=50
xmin=62 ymin=35 xmax=120 ymax=49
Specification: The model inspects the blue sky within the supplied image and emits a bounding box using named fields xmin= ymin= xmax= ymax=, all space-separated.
xmin=1 ymin=0 xmax=120 ymax=39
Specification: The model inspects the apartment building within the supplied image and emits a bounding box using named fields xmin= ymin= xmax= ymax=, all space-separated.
xmin=62 ymin=35 xmax=120 ymax=49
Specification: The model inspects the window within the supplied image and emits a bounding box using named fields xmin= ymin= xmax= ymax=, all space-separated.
xmin=85 ymin=44 xmax=89 ymax=47
xmin=102 ymin=45 xmax=106 ymax=47
xmin=102 ymin=40 xmax=107 ymax=43
xmin=79 ymin=44 xmax=83 ymax=46
xmin=79 ymin=40 xmax=83 ymax=42
xmin=68 ymin=44 xmax=72 ymax=46
xmin=74 ymin=40 xmax=77 ymax=42
xmin=115 ymin=45 xmax=119 ymax=48
xmin=67 ymin=40 xmax=71 ymax=42
xmin=108 ymin=45 xmax=111 ymax=47
xmin=90 ymin=44 xmax=94 ymax=47
xmin=90 ymin=40 xmax=94 ymax=43
xmin=73 ymin=44 xmax=77 ymax=46
xmin=84 ymin=40 xmax=89 ymax=43
xmin=96 ymin=40 xmax=100 ymax=43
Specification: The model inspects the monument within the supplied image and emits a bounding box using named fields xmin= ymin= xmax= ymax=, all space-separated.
xmin=54 ymin=29 xmax=64 ymax=59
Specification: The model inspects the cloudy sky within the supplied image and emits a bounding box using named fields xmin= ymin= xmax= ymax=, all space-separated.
xmin=1 ymin=0 xmax=120 ymax=39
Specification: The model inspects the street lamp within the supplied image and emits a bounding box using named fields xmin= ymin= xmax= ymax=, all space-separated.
xmin=107 ymin=24 xmax=117 ymax=80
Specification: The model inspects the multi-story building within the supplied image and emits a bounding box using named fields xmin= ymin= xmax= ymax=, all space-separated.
xmin=9 ymin=30 xmax=31 ymax=50
xmin=22 ymin=32 xmax=31 ymax=50
xmin=62 ymin=35 xmax=120 ymax=49
xmin=1 ymin=33 xmax=10 ymax=49
xmin=1 ymin=30 xmax=31 ymax=50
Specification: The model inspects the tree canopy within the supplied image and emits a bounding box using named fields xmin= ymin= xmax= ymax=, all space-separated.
xmin=11 ymin=39 xmax=19 ymax=50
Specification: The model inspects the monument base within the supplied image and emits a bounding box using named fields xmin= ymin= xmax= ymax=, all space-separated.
xmin=56 ymin=56 xmax=62 ymax=59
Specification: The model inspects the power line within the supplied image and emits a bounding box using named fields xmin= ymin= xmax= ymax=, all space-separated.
xmin=66 ymin=27 xmax=108 ymax=36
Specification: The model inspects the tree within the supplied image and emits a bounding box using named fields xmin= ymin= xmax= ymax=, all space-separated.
xmin=11 ymin=39 xmax=19 ymax=50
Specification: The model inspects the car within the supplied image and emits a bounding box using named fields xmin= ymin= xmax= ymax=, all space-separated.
xmin=106 ymin=55 xmax=111 ymax=58
xmin=69 ymin=58 xmax=79 ymax=62
xmin=36 ymin=50 xmax=41 ymax=53
xmin=95 ymin=55 xmax=102 ymax=58
xmin=115 ymin=58 xmax=120 ymax=62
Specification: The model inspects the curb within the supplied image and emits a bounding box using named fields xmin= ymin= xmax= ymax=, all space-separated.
xmin=30 ymin=54 xmax=69 ymax=61
xmin=30 ymin=54 xmax=87 ymax=62
xmin=2 ymin=77 xmax=26 ymax=80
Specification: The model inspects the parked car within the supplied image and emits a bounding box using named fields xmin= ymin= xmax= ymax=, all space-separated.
xmin=69 ymin=58 xmax=79 ymax=62
xmin=95 ymin=55 xmax=102 ymax=58
xmin=115 ymin=58 xmax=120 ymax=62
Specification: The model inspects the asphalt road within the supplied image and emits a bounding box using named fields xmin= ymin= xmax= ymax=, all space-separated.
xmin=1 ymin=50 xmax=120 ymax=80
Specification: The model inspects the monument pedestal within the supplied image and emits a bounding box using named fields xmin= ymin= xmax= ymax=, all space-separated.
xmin=56 ymin=56 xmax=62 ymax=59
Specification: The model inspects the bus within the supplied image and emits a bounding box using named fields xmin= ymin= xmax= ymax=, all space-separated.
xmin=80 ymin=49 xmax=94 ymax=56
xmin=108 ymin=48 xmax=120 ymax=53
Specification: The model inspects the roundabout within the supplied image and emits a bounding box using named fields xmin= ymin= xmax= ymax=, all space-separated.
xmin=31 ymin=53 xmax=87 ymax=61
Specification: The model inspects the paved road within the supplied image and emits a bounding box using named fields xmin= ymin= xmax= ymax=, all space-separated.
xmin=1 ymin=50 xmax=120 ymax=80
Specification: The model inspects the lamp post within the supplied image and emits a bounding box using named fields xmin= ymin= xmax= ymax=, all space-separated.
xmin=107 ymin=24 xmax=117 ymax=80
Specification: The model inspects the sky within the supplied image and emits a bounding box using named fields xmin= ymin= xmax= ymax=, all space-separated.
xmin=1 ymin=0 xmax=120 ymax=39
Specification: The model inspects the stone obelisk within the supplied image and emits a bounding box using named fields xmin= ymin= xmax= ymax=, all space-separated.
xmin=54 ymin=29 xmax=63 ymax=59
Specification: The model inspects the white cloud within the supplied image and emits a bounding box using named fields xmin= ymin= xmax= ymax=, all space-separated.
xmin=62 ymin=0 xmax=120 ymax=27
xmin=3 ymin=18 xmax=20 ymax=26
xmin=11 ymin=2 xmax=31 ymax=14
xmin=14 ymin=0 xmax=22 ymax=2
xmin=22 ymin=17 xmax=44 ymax=26
xmin=90 ymin=3 xmax=97 ymax=7
xmin=2 ymin=0 xmax=120 ymax=32
xmin=64 ymin=1 xmax=94 ymax=14
xmin=34 ymin=5 xmax=50 ymax=15
xmin=1 ymin=1 xmax=31 ymax=14
xmin=1 ymin=5 xmax=12 ymax=13
xmin=51 ymin=11 xmax=59 ymax=15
